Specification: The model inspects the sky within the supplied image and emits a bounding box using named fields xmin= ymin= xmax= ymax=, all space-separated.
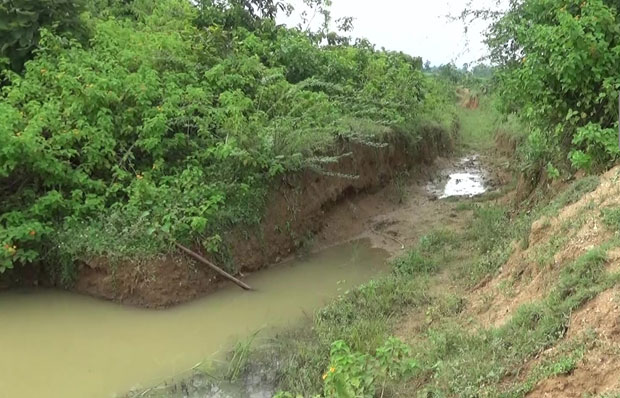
xmin=278 ymin=0 xmax=505 ymax=67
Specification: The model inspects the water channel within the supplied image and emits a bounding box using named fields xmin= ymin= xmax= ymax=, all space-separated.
xmin=0 ymin=240 xmax=388 ymax=398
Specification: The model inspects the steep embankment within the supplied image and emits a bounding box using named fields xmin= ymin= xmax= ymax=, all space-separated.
xmin=389 ymin=168 xmax=620 ymax=398
xmin=467 ymin=168 xmax=620 ymax=397
xmin=73 ymin=129 xmax=453 ymax=308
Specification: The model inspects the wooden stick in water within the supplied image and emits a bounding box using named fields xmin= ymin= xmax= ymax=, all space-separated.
xmin=172 ymin=241 xmax=254 ymax=291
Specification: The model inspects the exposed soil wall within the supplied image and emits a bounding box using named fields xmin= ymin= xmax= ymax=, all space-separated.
xmin=2 ymin=128 xmax=453 ymax=308
xmin=463 ymin=166 xmax=620 ymax=396
xmin=101 ymin=130 xmax=452 ymax=307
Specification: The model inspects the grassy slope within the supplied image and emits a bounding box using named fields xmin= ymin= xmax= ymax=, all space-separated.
xmin=243 ymin=97 xmax=620 ymax=397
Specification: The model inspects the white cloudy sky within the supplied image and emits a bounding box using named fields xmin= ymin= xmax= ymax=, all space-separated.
xmin=278 ymin=0 xmax=506 ymax=66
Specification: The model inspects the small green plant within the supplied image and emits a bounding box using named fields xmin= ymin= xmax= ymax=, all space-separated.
xmin=275 ymin=337 xmax=418 ymax=398
xmin=225 ymin=330 xmax=260 ymax=382
xmin=546 ymin=162 xmax=561 ymax=180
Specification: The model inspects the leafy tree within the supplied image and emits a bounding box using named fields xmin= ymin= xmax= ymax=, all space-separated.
xmin=484 ymin=0 xmax=620 ymax=172
xmin=0 ymin=0 xmax=87 ymax=72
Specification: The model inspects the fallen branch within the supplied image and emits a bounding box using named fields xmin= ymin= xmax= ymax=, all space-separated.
xmin=371 ymin=226 xmax=406 ymax=250
xmin=172 ymin=241 xmax=254 ymax=291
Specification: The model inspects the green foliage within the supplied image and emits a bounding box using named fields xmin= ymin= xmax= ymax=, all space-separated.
xmin=425 ymin=62 xmax=495 ymax=93
xmin=320 ymin=338 xmax=417 ymax=398
xmin=0 ymin=0 xmax=87 ymax=72
xmin=393 ymin=249 xmax=437 ymax=275
xmin=570 ymin=123 xmax=620 ymax=170
xmin=418 ymin=229 xmax=460 ymax=255
xmin=546 ymin=162 xmax=561 ymax=180
xmin=488 ymin=0 xmax=620 ymax=173
xmin=394 ymin=229 xmax=460 ymax=276
xmin=0 ymin=0 xmax=453 ymax=275
xmin=273 ymin=337 xmax=417 ymax=398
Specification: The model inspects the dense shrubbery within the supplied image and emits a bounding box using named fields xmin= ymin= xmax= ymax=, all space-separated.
xmin=486 ymin=0 xmax=620 ymax=175
xmin=0 ymin=0 xmax=88 ymax=72
xmin=0 ymin=0 xmax=454 ymax=275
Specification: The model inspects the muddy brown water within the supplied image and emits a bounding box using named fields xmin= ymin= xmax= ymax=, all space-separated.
xmin=0 ymin=240 xmax=387 ymax=398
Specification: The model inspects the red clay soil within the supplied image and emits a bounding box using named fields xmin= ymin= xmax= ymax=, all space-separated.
xmin=66 ymin=130 xmax=452 ymax=307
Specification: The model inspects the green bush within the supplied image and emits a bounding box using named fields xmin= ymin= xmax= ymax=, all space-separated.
xmin=274 ymin=337 xmax=417 ymax=398
xmin=0 ymin=0 xmax=455 ymax=276
xmin=487 ymin=0 xmax=620 ymax=173
xmin=0 ymin=0 xmax=87 ymax=72
xmin=570 ymin=123 xmax=620 ymax=170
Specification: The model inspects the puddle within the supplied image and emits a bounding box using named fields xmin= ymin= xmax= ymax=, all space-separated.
xmin=427 ymin=155 xmax=489 ymax=199
xmin=441 ymin=172 xmax=486 ymax=198
xmin=0 ymin=240 xmax=388 ymax=398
